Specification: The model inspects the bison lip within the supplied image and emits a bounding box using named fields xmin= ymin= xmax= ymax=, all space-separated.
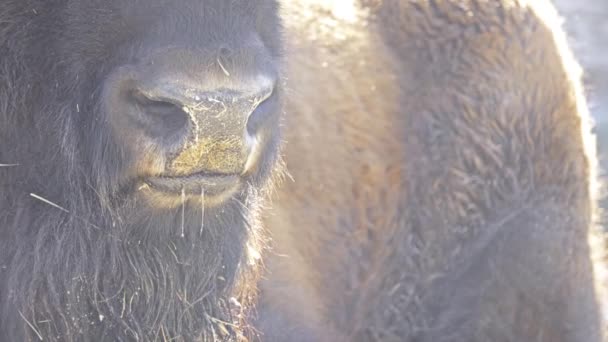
xmin=144 ymin=172 xmax=240 ymax=197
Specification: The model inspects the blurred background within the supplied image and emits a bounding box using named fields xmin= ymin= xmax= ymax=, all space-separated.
xmin=554 ymin=0 xmax=608 ymax=189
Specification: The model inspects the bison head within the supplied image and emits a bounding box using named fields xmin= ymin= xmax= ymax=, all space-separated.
xmin=0 ymin=0 xmax=283 ymax=340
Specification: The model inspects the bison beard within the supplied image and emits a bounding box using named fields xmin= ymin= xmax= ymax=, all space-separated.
xmin=0 ymin=2 xmax=282 ymax=341
xmin=2 ymin=191 xmax=268 ymax=341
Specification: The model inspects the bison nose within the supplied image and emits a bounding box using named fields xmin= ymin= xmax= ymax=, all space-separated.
xmin=123 ymin=75 xmax=276 ymax=175
xmin=132 ymin=77 xmax=275 ymax=137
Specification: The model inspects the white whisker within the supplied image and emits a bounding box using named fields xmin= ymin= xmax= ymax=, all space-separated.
xmin=30 ymin=193 xmax=105 ymax=232
xmin=181 ymin=188 xmax=186 ymax=238
xmin=217 ymin=57 xmax=231 ymax=77
xmin=30 ymin=193 xmax=69 ymax=213
xmin=231 ymin=197 xmax=252 ymax=231
xmin=0 ymin=163 xmax=19 ymax=167
xmin=18 ymin=310 xmax=43 ymax=341
xmin=200 ymin=187 xmax=205 ymax=236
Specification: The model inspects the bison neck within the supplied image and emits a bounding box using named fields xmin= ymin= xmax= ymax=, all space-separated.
xmin=0 ymin=192 xmax=264 ymax=341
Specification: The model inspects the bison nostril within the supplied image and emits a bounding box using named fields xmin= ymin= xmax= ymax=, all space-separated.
xmin=246 ymin=91 xmax=276 ymax=136
xmin=133 ymin=91 xmax=185 ymax=118
xmin=131 ymin=90 xmax=189 ymax=133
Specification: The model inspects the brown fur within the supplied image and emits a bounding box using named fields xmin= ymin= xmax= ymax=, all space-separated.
xmin=257 ymin=0 xmax=607 ymax=341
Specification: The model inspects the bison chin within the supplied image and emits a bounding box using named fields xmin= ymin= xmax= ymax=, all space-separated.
xmin=1 ymin=176 xmax=280 ymax=341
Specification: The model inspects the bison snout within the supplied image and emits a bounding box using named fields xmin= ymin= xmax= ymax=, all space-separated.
xmin=131 ymin=76 xmax=275 ymax=139
xmin=134 ymin=78 xmax=274 ymax=169
xmin=103 ymin=59 xmax=279 ymax=203
xmin=107 ymin=66 xmax=275 ymax=165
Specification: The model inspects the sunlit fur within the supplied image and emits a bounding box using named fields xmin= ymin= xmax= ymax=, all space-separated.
xmin=257 ymin=0 xmax=607 ymax=341
xmin=0 ymin=0 xmax=282 ymax=341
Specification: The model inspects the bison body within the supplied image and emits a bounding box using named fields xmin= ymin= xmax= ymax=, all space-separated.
xmin=260 ymin=1 xmax=606 ymax=341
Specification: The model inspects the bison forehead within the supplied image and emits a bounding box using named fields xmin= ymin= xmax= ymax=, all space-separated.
xmin=50 ymin=0 xmax=281 ymax=69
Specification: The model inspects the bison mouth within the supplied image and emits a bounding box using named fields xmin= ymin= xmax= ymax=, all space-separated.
xmin=143 ymin=172 xmax=241 ymax=198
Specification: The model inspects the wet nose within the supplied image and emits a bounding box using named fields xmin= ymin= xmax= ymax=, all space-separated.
xmin=116 ymin=72 xmax=276 ymax=175
xmin=133 ymin=75 xmax=275 ymax=137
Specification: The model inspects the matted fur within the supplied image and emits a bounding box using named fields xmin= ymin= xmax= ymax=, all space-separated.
xmin=257 ymin=0 xmax=607 ymax=341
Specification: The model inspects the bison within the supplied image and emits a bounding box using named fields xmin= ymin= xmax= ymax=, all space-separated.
xmin=0 ymin=0 xmax=605 ymax=341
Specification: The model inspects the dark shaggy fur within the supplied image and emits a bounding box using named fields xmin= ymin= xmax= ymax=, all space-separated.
xmin=0 ymin=1 xmax=282 ymax=341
